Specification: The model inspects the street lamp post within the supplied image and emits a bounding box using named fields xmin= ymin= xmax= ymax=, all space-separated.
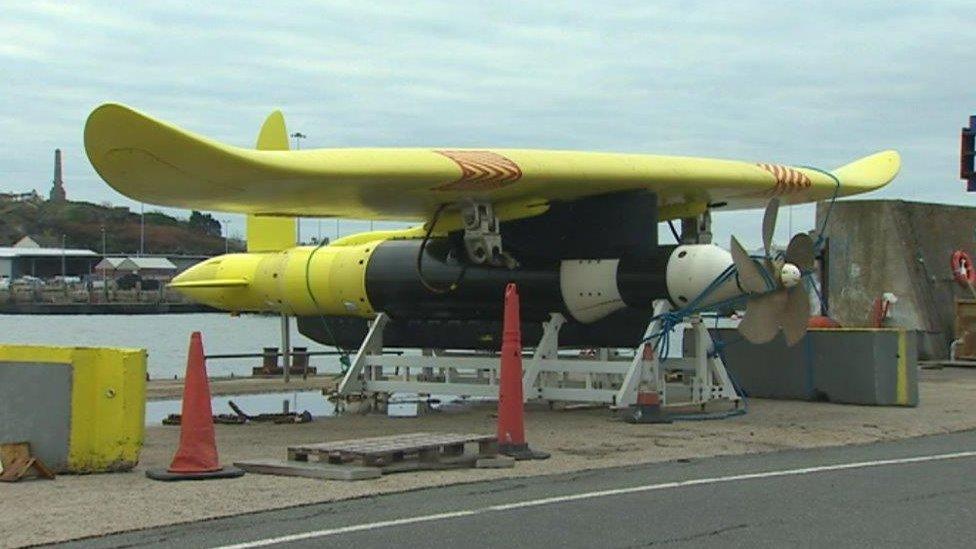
xmin=139 ymin=202 xmax=145 ymax=256
xmin=221 ymin=218 xmax=231 ymax=254
xmin=101 ymin=225 xmax=108 ymax=302
xmin=290 ymin=132 xmax=306 ymax=244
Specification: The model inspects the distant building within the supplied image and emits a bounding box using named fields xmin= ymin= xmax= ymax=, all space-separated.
xmin=117 ymin=257 xmax=178 ymax=280
xmin=49 ymin=148 xmax=66 ymax=203
xmin=94 ymin=257 xmax=126 ymax=276
xmin=95 ymin=256 xmax=179 ymax=282
xmin=0 ymin=190 xmax=41 ymax=203
xmin=0 ymin=245 xmax=98 ymax=279
xmin=14 ymin=235 xmax=61 ymax=249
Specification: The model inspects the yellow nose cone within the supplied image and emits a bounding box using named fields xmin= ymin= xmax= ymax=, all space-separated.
xmin=169 ymin=254 xmax=266 ymax=312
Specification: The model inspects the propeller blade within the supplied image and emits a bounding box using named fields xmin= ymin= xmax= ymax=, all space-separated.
xmin=730 ymin=236 xmax=768 ymax=294
xmin=785 ymin=233 xmax=816 ymax=272
xmin=781 ymin=285 xmax=812 ymax=346
xmin=762 ymin=198 xmax=780 ymax=261
xmin=738 ymin=293 xmax=785 ymax=344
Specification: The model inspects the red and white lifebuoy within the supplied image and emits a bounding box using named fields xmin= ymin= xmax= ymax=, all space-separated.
xmin=951 ymin=250 xmax=976 ymax=286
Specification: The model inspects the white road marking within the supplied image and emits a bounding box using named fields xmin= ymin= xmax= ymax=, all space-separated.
xmin=213 ymin=450 xmax=976 ymax=549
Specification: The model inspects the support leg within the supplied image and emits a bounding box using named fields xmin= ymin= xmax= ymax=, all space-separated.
xmin=338 ymin=313 xmax=389 ymax=395
xmin=615 ymin=299 xmax=670 ymax=407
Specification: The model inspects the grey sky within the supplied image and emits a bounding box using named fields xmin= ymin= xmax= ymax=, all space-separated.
xmin=1 ymin=0 xmax=972 ymax=247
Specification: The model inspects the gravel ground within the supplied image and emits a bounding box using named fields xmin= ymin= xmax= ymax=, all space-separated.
xmin=2 ymin=367 xmax=975 ymax=548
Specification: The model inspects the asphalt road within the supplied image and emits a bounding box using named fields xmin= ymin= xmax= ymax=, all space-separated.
xmin=56 ymin=430 xmax=976 ymax=549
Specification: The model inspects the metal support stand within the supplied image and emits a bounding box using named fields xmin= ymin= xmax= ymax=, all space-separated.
xmin=281 ymin=314 xmax=291 ymax=383
xmin=336 ymin=302 xmax=739 ymax=410
xmin=338 ymin=312 xmax=390 ymax=395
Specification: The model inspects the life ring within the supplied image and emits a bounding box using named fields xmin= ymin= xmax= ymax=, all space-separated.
xmin=951 ymin=250 xmax=976 ymax=286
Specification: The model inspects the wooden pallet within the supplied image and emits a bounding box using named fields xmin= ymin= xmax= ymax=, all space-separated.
xmin=0 ymin=442 xmax=55 ymax=482
xmin=288 ymin=432 xmax=498 ymax=469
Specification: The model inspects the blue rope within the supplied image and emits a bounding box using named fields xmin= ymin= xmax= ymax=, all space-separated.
xmin=798 ymin=164 xmax=842 ymax=250
xmin=641 ymin=164 xmax=842 ymax=362
xmin=638 ymin=165 xmax=842 ymax=420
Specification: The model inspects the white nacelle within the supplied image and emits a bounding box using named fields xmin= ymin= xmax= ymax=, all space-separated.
xmin=665 ymin=244 xmax=741 ymax=309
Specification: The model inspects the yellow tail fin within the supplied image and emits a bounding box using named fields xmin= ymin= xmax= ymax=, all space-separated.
xmin=247 ymin=111 xmax=297 ymax=252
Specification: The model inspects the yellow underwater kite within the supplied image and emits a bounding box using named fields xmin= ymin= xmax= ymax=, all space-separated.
xmin=85 ymin=103 xmax=899 ymax=348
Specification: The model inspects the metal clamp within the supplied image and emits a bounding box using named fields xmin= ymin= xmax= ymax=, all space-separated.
xmin=461 ymin=201 xmax=512 ymax=267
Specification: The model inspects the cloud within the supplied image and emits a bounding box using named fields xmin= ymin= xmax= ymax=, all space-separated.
xmin=1 ymin=1 xmax=973 ymax=247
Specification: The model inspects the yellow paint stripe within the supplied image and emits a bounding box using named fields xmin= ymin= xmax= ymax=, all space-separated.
xmin=897 ymin=330 xmax=908 ymax=405
xmin=168 ymin=278 xmax=250 ymax=289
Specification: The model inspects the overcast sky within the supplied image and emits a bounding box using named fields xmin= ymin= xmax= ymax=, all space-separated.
xmin=1 ymin=1 xmax=972 ymax=247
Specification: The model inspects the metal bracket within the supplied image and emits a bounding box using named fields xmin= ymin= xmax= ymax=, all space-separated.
xmin=696 ymin=210 xmax=712 ymax=244
xmin=461 ymin=201 xmax=511 ymax=267
xmin=680 ymin=210 xmax=713 ymax=245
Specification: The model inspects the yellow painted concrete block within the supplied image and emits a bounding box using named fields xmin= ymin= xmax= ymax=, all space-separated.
xmin=0 ymin=345 xmax=146 ymax=473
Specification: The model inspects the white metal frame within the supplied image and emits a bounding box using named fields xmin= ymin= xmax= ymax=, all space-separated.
xmin=336 ymin=300 xmax=740 ymax=409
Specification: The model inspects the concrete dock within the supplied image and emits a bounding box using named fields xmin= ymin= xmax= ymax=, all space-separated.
xmin=146 ymin=375 xmax=339 ymax=401
xmin=3 ymin=367 xmax=976 ymax=547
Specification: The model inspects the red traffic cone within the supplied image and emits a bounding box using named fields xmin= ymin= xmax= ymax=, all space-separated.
xmin=497 ymin=284 xmax=549 ymax=460
xmin=146 ymin=332 xmax=244 ymax=481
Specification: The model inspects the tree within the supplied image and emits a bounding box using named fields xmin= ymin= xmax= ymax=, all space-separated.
xmin=188 ymin=210 xmax=222 ymax=237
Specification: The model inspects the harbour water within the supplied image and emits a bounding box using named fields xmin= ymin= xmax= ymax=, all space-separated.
xmin=0 ymin=313 xmax=345 ymax=379
xmin=1 ymin=311 xmax=709 ymax=425
xmin=0 ymin=312 xmax=713 ymax=380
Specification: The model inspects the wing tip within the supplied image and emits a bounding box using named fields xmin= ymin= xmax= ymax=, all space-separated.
xmin=831 ymin=149 xmax=901 ymax=190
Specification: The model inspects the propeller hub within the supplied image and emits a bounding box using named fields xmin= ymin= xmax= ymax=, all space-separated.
xmin=781 ymin=263 xmax=801 ymax=288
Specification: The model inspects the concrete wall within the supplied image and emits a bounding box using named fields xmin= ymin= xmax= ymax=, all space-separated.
xmin=816 ymin=200 xmax=976 ymax=359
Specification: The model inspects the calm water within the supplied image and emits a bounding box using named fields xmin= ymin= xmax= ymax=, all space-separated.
xmin=0 ymin=313 xmax=723 ymax=380
xmin=0 ymin=313 xmax=345 ymax=378
xmin=1 ymin=312 xmax=716 ymax=425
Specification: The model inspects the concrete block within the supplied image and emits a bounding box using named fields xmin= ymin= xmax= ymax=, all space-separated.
xmin=816 ymin=200 xmax=976 ymax=359
xmin=0 ymin=345 xmax=147 ymax=473
xmin=684 ymin=328 xmax=917 ymax=406
xmin=0 ymin=362 xmax=72 ymax=471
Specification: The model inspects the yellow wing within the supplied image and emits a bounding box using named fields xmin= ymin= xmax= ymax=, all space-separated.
xmin=84 ymin=103 xmax=900 ymax=222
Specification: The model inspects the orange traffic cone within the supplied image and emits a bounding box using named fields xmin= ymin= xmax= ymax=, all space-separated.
xmin=497 ymin=283 xmax=549 ymax=460
xmin=146 ymin=332 xmax=244 ymax=481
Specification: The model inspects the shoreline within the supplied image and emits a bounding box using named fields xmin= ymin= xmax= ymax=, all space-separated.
xmin=0 ymin=302 xmax=218 ymax=314
xmin=146 ymin=374 xmax=340 ymax=401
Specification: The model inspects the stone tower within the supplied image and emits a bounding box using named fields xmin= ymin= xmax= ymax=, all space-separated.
xmin=49 ymin=148 xmax=66 ymax=202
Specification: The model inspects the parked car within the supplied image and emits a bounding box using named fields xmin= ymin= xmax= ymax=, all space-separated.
xmin=12 ymin=276 xmax=45 ymax=288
